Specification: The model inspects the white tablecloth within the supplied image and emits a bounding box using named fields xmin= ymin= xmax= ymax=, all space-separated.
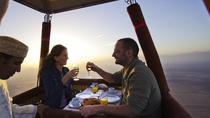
xmin=63 ymin=87 xmax=122 ymax=111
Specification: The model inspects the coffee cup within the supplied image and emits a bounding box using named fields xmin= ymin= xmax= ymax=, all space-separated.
xmin=108 ymin=87 xmax=115 ymax=94
xmin=71 ymin=98 xmax=80 ymax=107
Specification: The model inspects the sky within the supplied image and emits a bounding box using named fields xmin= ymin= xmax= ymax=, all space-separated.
xmin=0 ymin=0 xmax=210 ymax=67
xmin=1 ymin=1 xmax=210 ymax=117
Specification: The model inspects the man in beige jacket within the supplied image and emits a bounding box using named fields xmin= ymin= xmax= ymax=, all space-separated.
xmin=0 ymin=2 xmax=48 ymax=117
xmin=0 ymin=36 xmax=49 ymax=118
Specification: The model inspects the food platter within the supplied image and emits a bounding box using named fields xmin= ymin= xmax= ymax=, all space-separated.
xmin=75 ymin=92 xmax=93 ymax=99
xmin=101 ymin=94 xmax=120 ymax=103
xmin=68 ymin=98 xmax=82 ymax=108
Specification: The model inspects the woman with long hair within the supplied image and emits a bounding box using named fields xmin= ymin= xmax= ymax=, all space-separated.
xmin=40 ymin=44 xmax=77 ymax=108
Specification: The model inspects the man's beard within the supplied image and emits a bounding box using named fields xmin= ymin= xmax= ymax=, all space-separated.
xmin=0 ymin=72 xmax=14 ymax=80
xmin=115 ymin=58 xmax=126 ymax=66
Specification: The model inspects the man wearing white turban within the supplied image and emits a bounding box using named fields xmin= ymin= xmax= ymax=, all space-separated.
xmin=1 ymin=1 xmax=49 ymax=117
xmin=0 ymin=36 xmax=47 ymax=118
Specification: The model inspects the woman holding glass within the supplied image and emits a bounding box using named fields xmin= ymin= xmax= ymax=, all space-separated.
xmin=40 ymin=44 xmax=78 ymax=109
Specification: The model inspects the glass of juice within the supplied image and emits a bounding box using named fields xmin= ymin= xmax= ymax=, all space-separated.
xmin=92 ymin=86 xmax=98 ymax=93
xmin=100 ymin=98 xmax=108 ymax=105
xmin=72 ymin=64 xmax=79 ymax=81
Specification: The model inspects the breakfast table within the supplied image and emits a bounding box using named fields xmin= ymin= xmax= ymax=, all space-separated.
xmin=63 ymin=86 xmax=122 ymax=112
xmin=36 ymin=84 xmax=136 ymax=118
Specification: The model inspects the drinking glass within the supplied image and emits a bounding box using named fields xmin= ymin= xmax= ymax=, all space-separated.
xmin=86 ymin=63 xmax=91 ymax=78
xmin=73 ymin=65 xmax=79 ymax=81
xmin=100 ymin=98 xmax=108 ymax=105
xmin=92 ymin=86 xmax=98 ymax=94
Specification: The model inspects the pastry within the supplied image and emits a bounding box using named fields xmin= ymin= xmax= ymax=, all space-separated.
xmin=82 ymin=98 xmax=100 ymax=106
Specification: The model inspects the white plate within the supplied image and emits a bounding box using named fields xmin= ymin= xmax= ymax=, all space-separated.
xmin=68 ymin=101 xmax=81 ymax=108
xmin=97 ymin=83 xmax=108 ymax=89
xmin=68 ymin=97 xmax=82 ymax=108
xmin=102 ymin=94 xmax=120 ymax=103
xmin=76 ymin=92 xmax=93 ymax=99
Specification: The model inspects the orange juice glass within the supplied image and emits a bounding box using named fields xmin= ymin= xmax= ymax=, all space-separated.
xmin=92 ymin=86 xmax=98 ymax=93
xmin=100 ymin=98 xmax=108 ymax=105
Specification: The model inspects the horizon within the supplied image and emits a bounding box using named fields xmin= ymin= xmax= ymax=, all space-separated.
xmin=10 ymin=50 xmax=210 ymax=85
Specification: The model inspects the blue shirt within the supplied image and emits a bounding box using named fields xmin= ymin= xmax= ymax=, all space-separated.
xmin=59 ymin=74 xmax=67 ymax=108
xmin=41 ymin=66 xmax=73 ymax=108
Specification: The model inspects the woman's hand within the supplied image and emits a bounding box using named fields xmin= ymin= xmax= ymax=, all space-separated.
xmin=66 ymin=69 xmax=78 ymax=79
xmin=61 ymin=69 xmax=78 ymax=85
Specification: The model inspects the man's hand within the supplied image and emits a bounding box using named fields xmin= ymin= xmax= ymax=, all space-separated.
xmin=86 ymin=62 xmax=114 ymax=83
xmin=86 ymin=62 xmax=99 ymax=72
xmin=79 ymin=105 xmax=101 ymax=118
xmin=37 ymin=104 xmax=49 ymax=118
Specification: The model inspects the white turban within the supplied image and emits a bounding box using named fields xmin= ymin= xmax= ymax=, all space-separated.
xmin=0 ymin=36 xmax=28 ymax=58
